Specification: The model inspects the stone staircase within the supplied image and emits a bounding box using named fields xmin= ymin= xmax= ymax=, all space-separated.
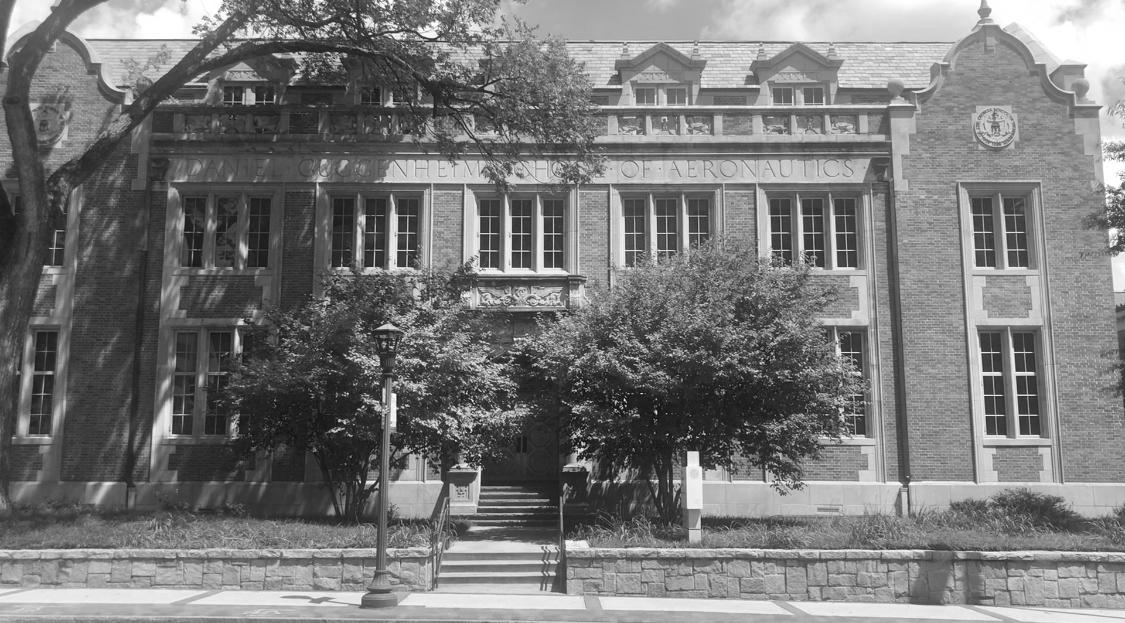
xmin=435 ymin=484 xmax=562 ymax=593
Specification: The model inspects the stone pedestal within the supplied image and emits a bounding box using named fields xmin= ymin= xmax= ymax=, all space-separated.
xmin=446 ymin=466 xmax=480 ymax=516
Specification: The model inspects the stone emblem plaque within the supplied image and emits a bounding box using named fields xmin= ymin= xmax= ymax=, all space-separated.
xmin=32 ymin=103 xmax=68 ymax=147
xmin=973 ymin=106 xmax=1017 ymax=149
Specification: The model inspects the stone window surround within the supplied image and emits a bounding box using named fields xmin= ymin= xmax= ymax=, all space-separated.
xmin=156 ymin=320 xmax=247 ymax=446
xmin=761 ymin=189 xmax=865 ymax=271
xmin=967 ymin=188 xmax=1037 ymax=271
xmin=614 ymin=189 xmax=719 ymax=267
xmin=470 ymin=191 xmax=571 ymax=274
xmin=11 ymin=326 xmax=65 ymax=442
xmin=168 ymin=186 xmax=283 ymax=276
xmin=973 ymin=326 xmax=1049 ymax=443
xmin=327 ymin=190 xmax=424 ymax=271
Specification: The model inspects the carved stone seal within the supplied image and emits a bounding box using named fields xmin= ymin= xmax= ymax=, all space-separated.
xmin=973 ymin=106 xmax=1016 ymax=149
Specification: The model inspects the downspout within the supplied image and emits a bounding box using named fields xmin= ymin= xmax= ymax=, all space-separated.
xmin=124 ymin=159 xmax=155 ymax=509
xmin=884 ymin=172 xmax=912 ymax=516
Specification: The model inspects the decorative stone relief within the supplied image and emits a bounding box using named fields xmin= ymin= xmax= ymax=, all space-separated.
xmin=218 ymin=113 xmax=245 ymax=134
xmin=329 ymin=112 xmax=358 ymax=134
xmin=478 ymin=285 xmax=565 ymax=308
xmin=184 ymin=113 xmax=212 ymax=133
xmin=763 ymin=115 xmax=789 ymax=135
xmin=618 ymin=115 xmax=644 ymax=135
xmin=252 ymin=113 xmax=279 ymax=134
xmin=652 ymin=114 xmax=678 ymax=135
xmin=797 ymin=115 xmax=823 ymax=134
xmin=973 ymin=105 xmax=1017 ymax=149
xmin=686 ymin=115 xmax=713 ymax=135
xmin=724 ymin=114 xmax=753 ymax=135
xmin=362 ymin=113 xmax=394 ymax=136
xmin=830 ymin=115 xmax=858 ymax=134
xmin=32 ymin=102 xmax=70 ymax=147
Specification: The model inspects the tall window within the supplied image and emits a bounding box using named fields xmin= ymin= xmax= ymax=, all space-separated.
xmin=172 ymin=328 xmax=239 ymax=437
xmin=978 ymin=329 xmax=1042 ymax=437
xmin=827 ymin=327 xmax=867 ymax=436
xmin=476 ymin=194 xmax=567 ymax=271
xmin=13 ymin=329 xmax=59 ymax=437
xmin=622 ymin=193 xmax=712 ymax=267
xmin=768 ymin=194 xmax=859 ymax=269
xmin=180 ymin=192 xmax=272 ymax=269
xmin=971 ymin=192 xmax=1032 ymax=269
xmin=15 ymin=195 xmax=67 ymax=268
xmin=330 ymin=192 xmax=421 ymax=270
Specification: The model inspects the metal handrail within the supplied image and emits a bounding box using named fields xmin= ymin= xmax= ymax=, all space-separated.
xmin=431 ymin=486 xmax=451 ymax=589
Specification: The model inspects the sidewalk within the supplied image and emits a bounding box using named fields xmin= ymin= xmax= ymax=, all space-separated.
xmin=0 ymin=588 xmax=1123 ymax=623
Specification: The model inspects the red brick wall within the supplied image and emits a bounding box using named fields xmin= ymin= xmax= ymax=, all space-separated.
xmin=279 ymin=188 xmax=315 ymax=309
xmin=801 ymin=445 xmax=868 ymax=482
xmin=579 ymin=188 xmax=610 ymax=291
xmin=430 ymin=187 xmax=463 ymax=269
xmin=898 ymin=29 xmax=1123 ymax=481
xmin=723 ymin=189 xmax=756 ymax=247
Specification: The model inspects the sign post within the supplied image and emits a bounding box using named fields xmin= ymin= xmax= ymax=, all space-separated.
xmin=682 ymin=451 xmax=703 ymax=544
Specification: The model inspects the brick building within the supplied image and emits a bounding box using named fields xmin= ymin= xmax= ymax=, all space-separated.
xmin=6 ymin=5 xmax=1124 ymax=517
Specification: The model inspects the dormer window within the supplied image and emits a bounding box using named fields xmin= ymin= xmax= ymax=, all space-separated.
xmin=360 ymin=87 xmax=382 ymax=106
xmin=633 ymin=85 xmax=690 ymax=106
xmin=772 ymin=87 xmax=794 ymax=105
xmin=222 ymin=86 xmax=244 ymax=106
xmin=803 ymin=86 xmax=825 ymax=105
xmin=253 ymin=86 xmax=275 ymax=105
xmin=771 ymin=84 xmax=827 ymax=106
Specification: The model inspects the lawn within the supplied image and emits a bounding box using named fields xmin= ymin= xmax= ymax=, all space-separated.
xmin=0 ymin=505 xmax=438 ymax=550
xmin=571 ymin=489 xmax=1125 ymax=552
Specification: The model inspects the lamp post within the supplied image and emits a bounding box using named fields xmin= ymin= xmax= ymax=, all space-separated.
xmin=361 ymin=323 xmax=404 ymax=609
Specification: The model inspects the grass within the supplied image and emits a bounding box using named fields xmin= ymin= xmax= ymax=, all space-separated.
xmin=571 ymin=489 xmax=1125 ymax=552
xmin=0 ymin=504 xmax=443 ymax=550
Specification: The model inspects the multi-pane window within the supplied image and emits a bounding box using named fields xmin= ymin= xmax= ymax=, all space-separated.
xmin=768 ymin=194 xmax=860 ymax=269
xmin=803 ymin=87 xmax=825 ymax=105
xmin=27 ymin=331 xmax=57 ymax=436
xmin=252 ymin=86 xmax=275 ymax=105
xmin=13 ymin=330 xmax=60 ymax=437
xmin=970 ymin=192 xmax=1032 ymax=269
xmin=978 ymin=329 xmax=1043 ymax=437
xmin=360 ymin=87 xmax=382 ymax=106
xmin=634 ymin=86 xmax=690 ymax=106
xmin=172 ymin=328 xmax=239 ymax=437
xmin=330 ymin=192 xmax=421 ymax=270
xmin=477 ymin=195 xmax=566 ymax=271
xmin=622 ymin=193 xmax=712 ymax=267
xmin=772 ymin=87 xmax=794 ymax=105
xmin=827 ymin=327 xmax=867 ymax=436
xmin=222 ymin=86 xmax=244 ymax=106
xmin=179 ymin=192 xmax=273 ymax=269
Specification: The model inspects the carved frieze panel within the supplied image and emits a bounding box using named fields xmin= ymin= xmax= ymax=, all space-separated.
xmin=252 ymin=113 xmax=279 ymax=134
xmin=618 ymin=115 xmax=644 ymax=135
xmin=686 ymin=115 xmax=713 ymax=135
xmin=218 ymin=113 xmax=246 ymax=134
xmin=329 ymin=112 xmax=358 ymax=134
xmin=184 ymin=113 xmax=212 ymax=134
xmin=478 ymin=284 xmax=565 ymax=308
xmin=797 ymin=115 xmax=823 ymax=135
xmin=652 ymin=114 xmax=679 ymax=135
xmin=830 ymin=115 xmax=858 ymax=134
xmin=363 ymin=113 xmax=394 ymax=136
xmin=724 ymin=114 xmax=753 ymax=135
xmin=763 ymin=115 xmax=790 ymax=135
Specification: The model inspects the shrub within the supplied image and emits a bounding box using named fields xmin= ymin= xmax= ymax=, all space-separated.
xmin=848 ymin=513 xmax=914 ymax=548
xmin=989 ymin=488 xmax=1080 ymax=531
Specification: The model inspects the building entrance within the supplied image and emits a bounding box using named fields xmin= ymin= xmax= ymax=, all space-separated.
xmin=481 ymin=418 xmax=558 ymax=484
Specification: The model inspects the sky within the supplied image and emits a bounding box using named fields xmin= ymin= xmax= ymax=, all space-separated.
xmin=9 ymin=0 xmax=1125 ymax=284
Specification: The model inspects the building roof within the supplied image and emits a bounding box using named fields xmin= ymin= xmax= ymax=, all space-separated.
xmin=83 ymin=39 xmax=955 ymax=91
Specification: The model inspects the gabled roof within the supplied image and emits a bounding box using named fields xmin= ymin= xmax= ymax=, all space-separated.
xmin=614 ymin=42 xmax=706 ymax=72
xmin=83 ymin=39 xmax=955 ymax=91
xmin=749 ymin=42 xmax=844 ymax=73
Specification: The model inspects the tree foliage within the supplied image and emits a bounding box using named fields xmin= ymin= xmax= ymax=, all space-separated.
xmin=225 ymin=269 xmax=520 ymax=522
xmin=516 ymin=242 xmax=865 ymax=523
xmin=0 ymin=0 xmax=600 ymax=512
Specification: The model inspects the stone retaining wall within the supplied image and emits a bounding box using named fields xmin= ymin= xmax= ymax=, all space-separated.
xmin=0 ymin=549 xmax=432 ymax=591
xmin=566 ymin=548 xmax=1125 ymax=608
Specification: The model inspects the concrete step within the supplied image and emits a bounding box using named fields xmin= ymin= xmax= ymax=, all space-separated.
xmin=431 ymin=582 xmax=559 ymax=594
xmin=439 ymin=570 xmax=552 ymax=584
xmin=441 ymin=559 xmax=555 ymax=573
xmin=472 ymin=509 xmax=557 ymax=518
xmin=444 ymin=551 xmax=557 ymax=562
xmin=466 ymin=518 xmax=557 ymax=527
xmin=477 ymin=498 xmax=557 ymax=507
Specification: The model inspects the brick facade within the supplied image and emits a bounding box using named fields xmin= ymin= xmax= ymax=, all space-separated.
xmin=5 ymin=13 xmax=1124 ymax=517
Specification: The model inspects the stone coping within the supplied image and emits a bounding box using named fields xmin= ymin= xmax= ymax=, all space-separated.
xmin=0 ymin=548 xmax=431 ymax=560
xmin=567 ymin=547 xmax=1125 ymax=563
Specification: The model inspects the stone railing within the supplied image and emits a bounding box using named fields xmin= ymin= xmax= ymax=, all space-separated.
xmin=566 ymin=547 xmax=1125 ymax=608
xmin=150 ymin=104 xmax=888 ymax=141
xmin=0 ymin=548 xmax=432 ymax=591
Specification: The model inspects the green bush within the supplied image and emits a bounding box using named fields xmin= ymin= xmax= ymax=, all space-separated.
xmin=989 ymin=488 xmax=1080 ymax=530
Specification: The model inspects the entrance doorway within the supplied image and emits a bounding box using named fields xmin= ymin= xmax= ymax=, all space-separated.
xmin=481 ymin=418 xmax=558 ymax=485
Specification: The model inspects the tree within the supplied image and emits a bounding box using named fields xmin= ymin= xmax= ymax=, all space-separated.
xmin=515 ymin=241 xmax=865 ymax=523
xmin=0 ymin=0 xmax=601 ymax=513
xmin=225 ymin=269 xmax=521 ymax=522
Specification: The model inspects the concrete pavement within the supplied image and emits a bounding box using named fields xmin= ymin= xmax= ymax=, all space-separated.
xmin=0 ymin=588 xmax=1123 ymax=622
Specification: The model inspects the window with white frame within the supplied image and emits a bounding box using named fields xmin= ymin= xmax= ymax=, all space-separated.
xmin=360 ymin=86 xmax=383 ymax=106
xmin=330 ymin=192 xmax=421 ymax=270
xmin=222 ymin=84 xmax=275 ymax=106
xmin=171 ymin=328 xmax=241 ymax=437
xmin=970 ymin=191 xmax=1032 ymax=269
xmin=634 ymin=85 xmax=690 ymax=106
xmin=11 ymin=195 xmax=66 ymax=267
xmin=476 ymin=194 xmax=566 ymax=271
xmin=768 ymin=193 xmax=860 ymax=269
xmin=12 ymin=329 xmax=59 ymax=436
xmin=622 ymin=193 xmax=712 ymax=267
xmin=826 ymin=326 xmax=868 ymax=436
xmin=772 ymin=85 xmax=827 ymax=105
xmin=180 ymin=192 xmax=273 ymax=269
xmin=978 ymin=328 xmax=1042 ymax=437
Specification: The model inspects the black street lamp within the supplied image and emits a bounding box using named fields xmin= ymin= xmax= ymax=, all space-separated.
xmin=361 ymin=322 xmax=405 ymax=609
